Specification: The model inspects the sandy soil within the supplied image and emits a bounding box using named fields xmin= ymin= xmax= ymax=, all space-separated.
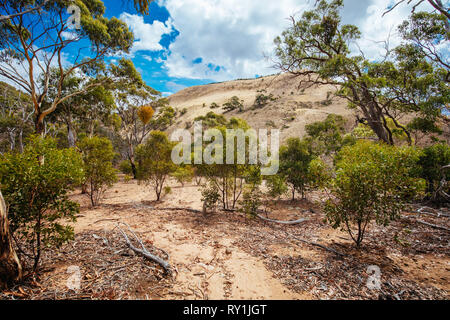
xmin=4 ymin=177 xmax=448 ymax=300
xmin=166 ymin=73 xmax=356 ymax=143
xmin=68 ymin=179 xmax=309 ymax=300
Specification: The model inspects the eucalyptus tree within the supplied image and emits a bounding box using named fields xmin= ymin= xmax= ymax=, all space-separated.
xmin=0 ymin=81 xmax=34 ymax=152
xmin=0 ymin=0 xmax=134 ymax=134
xmin=44 ymin=68 xmax=115 ymax=147
xmin=110 ymin=59 xmax=159 ymax=178
xmin=274 ymin=0 xmax=448 ymax=145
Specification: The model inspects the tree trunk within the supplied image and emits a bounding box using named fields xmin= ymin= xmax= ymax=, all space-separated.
xmin=0 ymin=190 xmax=22 ymax=289
xmin=18 ymin=130 xmax=24 ymax=153
xmin=67 ymin=118 xmax=76 ymax=148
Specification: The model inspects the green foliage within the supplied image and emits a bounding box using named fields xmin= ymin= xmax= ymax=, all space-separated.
xmin=265 ymin=174 xmax=288 ymax=199
xmin=325 ymin=141 xmax=426 ymax=247
xmin=201 ymin=183 xmax=220 ymax=214
xmin=194 ymin=112 xmax=228 ymax=128
xmin=119 ymin=160 xmax=133 ymax=175
xmin=254 ymin=90 xmax=276 ymax=108
xmin=305 ymin=114 xmax=352 ymax=155
xmin=78 ymin=136 xmax=118 ymax=207
xmin=171 ymin=166 xmax=194 ymax=187
xmin=223 ymin=96 xmax=244 ymax=113
xmin=195 ymin=117 xmax=258 ymax=209
xmin=274 ymin=0 xmax=447 ymax=145
xmin=240 ymin=166 xmax=263 ymax=218
xmin=407 ymin=117 xmax=443 ymax=144
xmin=136 ymin=131 xmax=177 ymax=201
xmin=210 ymin=102 xmax=220 ymax=109
xmin=307 ymin=158 xmax=331 ymax=190
xmin=279 ymin=138 xmax=320 ymax=200
xmin=0 ymin=136 xmax=84 ymax=270
xmin=418 ymin=143 xmax=450 ymax=199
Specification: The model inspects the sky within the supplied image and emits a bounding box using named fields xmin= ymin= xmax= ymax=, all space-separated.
xmin=100 ymin=0 xmax=435 ymax=96
xmin=0 ymin=0 xmax=438 ymax=96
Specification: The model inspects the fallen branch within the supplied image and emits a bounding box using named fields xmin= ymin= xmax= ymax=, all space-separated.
xmin=417 ymin=207 xmax=450 ymax=218
xmin=257 ymin=214 xmax=309 ymax=225
xmin=145 ymin=207 xmax=203 ymax=214
xmin=415 ymin=219 xmax=450 ymax=232
xmin=115 ymin=223 xmax=171 ymax=274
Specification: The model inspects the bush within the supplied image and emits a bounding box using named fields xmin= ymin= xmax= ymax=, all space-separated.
xmin=136 ymin=131 xmax=177 ymax=201
xmin=279 ymin=138 xmax=315 ymax=200
xmin=119 ymin=160 xmax=133 ymax=175
xmin=254 ymin=90 xmax=276 ymax=108
xmin=78 ymin=137 xmax=118 ymax=207
xmin=325 ymin=141 xmax=426 ymax=247
xmin=201 ymin=183 xmax=220 ymax=214
xmin=223 ymin=96 xmax=244 ymax=113
xmin=418 ymin=143 xmax=450 ymax=200
xmin=171 ymin=166 xmax=194 ymax=187
xmin=305 ymin=114 xmax=352 ymax=156
xmin=0 ymin=136 xmax=84 ymax=270
xmin=265 ymin=174 xmax=288 ymax=199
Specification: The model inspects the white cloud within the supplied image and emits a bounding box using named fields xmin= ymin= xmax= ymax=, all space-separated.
xmin=158 ymin=0 xmax=308 ymax=81
xmin=119 ymin=12 xmax=174 ymax=52
xmin=119 ymin=0 xmax=436 ymax=82
xmin=351 ymin=0 xmax=432 ymax=60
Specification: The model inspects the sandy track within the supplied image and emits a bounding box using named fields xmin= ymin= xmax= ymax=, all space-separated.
xmin=71 ymin=179 xmax=308 ymax=300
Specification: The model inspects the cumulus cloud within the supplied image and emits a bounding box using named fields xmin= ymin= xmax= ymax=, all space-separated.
xmin=123 ymin=0 xmax=434 ymax=81
xmin=158 ymin=0 xmax=308 ymax=81
xmin=119 ymin=12 xmax=174 ymax=52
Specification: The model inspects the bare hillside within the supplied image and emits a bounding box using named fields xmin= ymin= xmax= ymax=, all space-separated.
xmin=167 ymin=73 xmax=356 ymax=141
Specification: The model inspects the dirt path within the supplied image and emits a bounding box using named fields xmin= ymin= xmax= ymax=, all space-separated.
xmin=71 ymin=179 xmax=309 ymax=300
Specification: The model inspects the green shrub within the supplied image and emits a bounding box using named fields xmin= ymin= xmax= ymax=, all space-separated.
xmin=119 ymin=160 xmax=133 ymax=175
xmin=418 ymin=143 xmax=450 ymax=200
xmin=201 ymin=183 xmax=220 ymax=214
xmin=0 ymin=136 xmax=84 ymax=270
xmin=223 ymin=96 xmax=244 ymax=112
xmin=265 ymin=174 xmax=288 ymax=199
xmin=325 ymin=141 xmax=426 ymax=247
xmin=78 ymin=136 xmax=118 ymax=207
xmin=136 ymin=131 xmax=177 ymax=201
xmin=279 ymin=138 xmax=315 ymax=200
xmin=254 ymin=90 xmax=276 ymax=108
xmin=171 ymin=166 xmax=194 ymax=187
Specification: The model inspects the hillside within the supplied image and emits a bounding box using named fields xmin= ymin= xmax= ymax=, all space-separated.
xmin=167 ymin=73 xmax=356 ymax=141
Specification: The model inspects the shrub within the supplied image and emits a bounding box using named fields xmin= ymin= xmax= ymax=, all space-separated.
xmin=136 ymin=131 xmax=177 ymax=201
xmin=210 ymin=102 xmax=220 ymax=109
xmin=325 ymin=141 xmax=426 ymax=247
xmin=223 ymin=96 xmax=244 ymax=113
xmin=418 ymin=143 xmax=450 ymax=200
xmin=119 ymin=160 xmax=133 ymax=175
xmin=171 ymin=166 xmax=194 ymax=187
xmin=240 ymin=166 xmax=263 ymax=218
xmin=78 ymin=136 xmax=118 ymax=207
xmin=201 ymin=183 xmax=220 ymax=214
xmin=254 ymin=90 xmax=276 ymax=108
xmin=0 ymin=136 xmax=84 ymax=270
xmin=265 ymin=174 xmax=288 ymax=199
xmin=279 ymin=138 xmax=315 ymax=200
xmin=305 ymin=114 xmax=352 ymax=156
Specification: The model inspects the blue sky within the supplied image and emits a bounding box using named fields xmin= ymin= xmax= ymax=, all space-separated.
xmin=1 ymin=0 xmax=441 ymax=97
xmin=97 ymin=0 xmax=439 ymax=97
xmin=102 ymin=0 xmax=211 ymax=96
